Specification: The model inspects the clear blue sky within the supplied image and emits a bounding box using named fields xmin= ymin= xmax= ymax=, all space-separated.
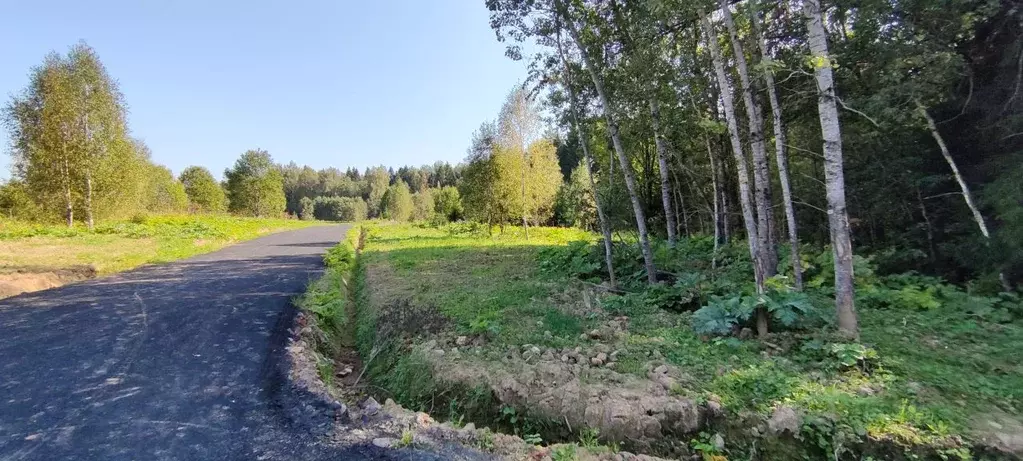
xmin=0 ymin=1 xmax=527 ymax=180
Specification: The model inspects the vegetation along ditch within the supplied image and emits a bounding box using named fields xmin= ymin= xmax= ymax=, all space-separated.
xmin=292 ymin=222 xmax=1022 ymax=460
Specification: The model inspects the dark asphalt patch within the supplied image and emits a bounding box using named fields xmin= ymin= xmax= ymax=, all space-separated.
xmin=0 ymin=225 xmax=480 ymax=460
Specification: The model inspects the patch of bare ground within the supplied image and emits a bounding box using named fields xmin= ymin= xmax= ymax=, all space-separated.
xmin=417 ymin=323 xmax=707 ymax=454
xmin=0 ymin=264 xmax=97 ymax=299
xmin=287 ymin=310 xmax=675 ymax=460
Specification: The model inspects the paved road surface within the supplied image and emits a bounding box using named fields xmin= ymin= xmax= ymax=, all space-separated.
xmin=0 ymin=225 xmax=477 ymax=460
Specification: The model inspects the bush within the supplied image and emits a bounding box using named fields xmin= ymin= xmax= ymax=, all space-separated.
xmin=382 ymin=181 xmax=413 ymax=221
xmin=433 ymin=186 xmax=463 ymax=222
xmin=412 ymin=189 xmax=433 ymax=222
xmin=537 ymin=240 xmax=601 ymax=280
xmin=692 ymin=286 xmax=818 ymax=336
xmin=299 ymin=197 xmax=315 ymax=221
xmin=313 ymin=196 xmax=367 ymax=222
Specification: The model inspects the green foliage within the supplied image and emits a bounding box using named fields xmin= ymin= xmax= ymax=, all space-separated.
xmin=578 ymin=427 xmax=601 ymax=448
xmin=316 ymin=357 xmax=334 ymax=387
xmin=179 ymin=166 xmax=226 ymax=213
xmin=537 ymin=240 xmax=601 ymax=280
xmin=381 ymin=181 xmax=414 ymax=222
xmin=550 ymin=444 xmax=577 ymax=461
xmin=711 ymin=362 xmax=798 ymax=411
xmin=0 ymin=180 xmax=42 ymax=220
xmin=552 ymin=162 xmax=594 ymax=229
xmin=351 ymin=224 xmax=1022 ymax=458
xmin=692 ymin=288 xmax=818 ymax=336
xmin=432 ymin=186 xmax=463 ymax=222
xmin=364 ymin=166 xmax=390 ymax=218
xmin=313 ymin=196 xmax=367 ymax=222
xmin=224 ymin=149 xmax=286 ymax=217
xmin=299 ymin=197 xmax=315 ymax=220
xmin=689 ymin=432 xmax=724 ymax=456
xmin=3 ymin=42 xmax=154 ymax=224
xmin=323 ymin=242 xmax=356 ymax=270
xmin=145 ymin=164 xmax=189 ymax=213
xmin=411 ymin=189 xmax=433 ymax=222
xmin=397 ymin=429 xmax=414 ymax=448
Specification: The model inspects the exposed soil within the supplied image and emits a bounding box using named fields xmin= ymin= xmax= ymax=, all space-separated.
xmin=286 ymin=311 xmax=677 ymax=461
xmin=0 ymin=264 xmax=96 ymax=299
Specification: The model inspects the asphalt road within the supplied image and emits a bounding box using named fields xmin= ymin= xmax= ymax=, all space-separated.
xmin=0 ymin=225 xmax=477 ymax=461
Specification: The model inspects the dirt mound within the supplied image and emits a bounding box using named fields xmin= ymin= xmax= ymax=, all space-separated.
xmin=0 ymin=265 xmax=97 ymax=299
xmin=431 ymin=349 xmax=704 ymax=450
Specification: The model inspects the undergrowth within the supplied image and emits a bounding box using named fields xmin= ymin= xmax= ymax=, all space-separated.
xmin=338 ymin=222 xmax=1022 ymax=459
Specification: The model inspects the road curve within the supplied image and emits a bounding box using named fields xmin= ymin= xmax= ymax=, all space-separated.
xmin=0 ymin=225 xmax=467 ymax=460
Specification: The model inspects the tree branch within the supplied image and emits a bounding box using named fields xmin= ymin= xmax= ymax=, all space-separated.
xmin=938 ymin=71 xmax=973 ymax=124
xmin=1002 ymin=46 xmax=1023 ymax=114
xmin=785 ymin=143 xmax=824 ymax=158
xmin=837 ymin=96 xmax=881 ymax=127
xmin=793 ymin=200 xmax=827 ymax=214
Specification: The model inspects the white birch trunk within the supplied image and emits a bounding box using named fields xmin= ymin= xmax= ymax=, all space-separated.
xmin=649 ymin=96 xmax=677 ymax=247
xmin=84 ymin=170 xmax=94 ymax=230
xmin=804 ymin=0 xmax=858 ymax=337
xmin=916 ymin=100 xmax=991 ymax=239
xmin=701 ymin=10 xmax=769 ymax=335
xmin=564 ymin=17 xmax=658 ymax=284
xmin=752 ymin=6 xmax=803 ymax=289
xmin=556 ymin=31 xmax=618 ymax=289
xmin=62 ymin=140 xmax=73 ymax=228
xmin=720 ymin=0 xmax=777 ymax=278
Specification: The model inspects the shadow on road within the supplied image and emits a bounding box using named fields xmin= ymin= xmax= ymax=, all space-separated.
xmin=0 ymin=226 xmax=468 ymax=460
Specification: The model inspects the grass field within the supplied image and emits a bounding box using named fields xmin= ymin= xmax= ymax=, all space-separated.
xmin=0 ymin=215 xmax=324 ymax=297
xmin=345 ymin=222 xmax=1022 ymax=459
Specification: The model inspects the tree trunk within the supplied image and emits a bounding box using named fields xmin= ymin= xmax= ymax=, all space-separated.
xmin=687 ymin=88 xmax=724 ymax=249
xmin=83 ymin=105 xmax=94 ymax=231
xmin=708 ymin=136 xmax=721 ymax=265
xmin=916 ymin=100 xmax=990 ymax=239
xmin=701 ymin=11 xmax=768 ymax=336
xmin=84 ymin=169 xmax=94 ymax=230
xmin=556 ymin=31 xmax=618 ymax=289
xmin=564 ymin=15 xmax=658 ymax=284
xmin=720 ymin=0 xmax=777 ymax=279
xmin=805 ymin=0 xmax=858 ymax=337
xmin=752 ymin=6 xmax=803 ymax=289
xmin=62 ymin=142 xmax=73 ymax=228
xmin=918 ymin=99 xmax=1011 ymax=291
xmin=521 ymin=149 xmax=530 ymax=240
xmin=916 ymin=185 xmax=937 ymax=263
xmin=649 ymin=96 xmax=677 ymax=247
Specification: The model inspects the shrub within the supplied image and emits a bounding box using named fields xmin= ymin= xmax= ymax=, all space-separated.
xmin=313 ymin=196 xmax=367 ymax=222
xmin=382 ymin=181 xmax=413 ymax=221
xmin=411 ymin=190 xmax=433 ymax=222
xmin=692 ymin=287 xmax=817 ymax=336
xmin=299 ymin=197 xmax=315 ymax=220
xmin=433 ymin=186 xmax=463 ymax=222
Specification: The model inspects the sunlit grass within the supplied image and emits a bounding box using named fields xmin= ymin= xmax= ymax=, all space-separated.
xmin=358 ymin=222 xmax=1023 ymax=456
xmin=0 ymin=214 xmax=324 ymax=275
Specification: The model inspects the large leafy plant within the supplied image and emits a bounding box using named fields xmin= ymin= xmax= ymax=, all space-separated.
xmin=692 ymin=287 xmax=817 ymax=336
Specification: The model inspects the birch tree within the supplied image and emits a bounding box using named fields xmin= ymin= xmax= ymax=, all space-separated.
xmin=556 ymin=29 xmax=618 ymax=288
xmin=751 ymin=1 xmax=803 ymax=289
xmin=804 ymin=0 xmax=858 ymax=336
xmin=719 ymin=0 xmax=778 ymax=276
xmin=498 ymin=87 xmax=541 ymax=238
xmin=559 ymin=1 xmax=659 ymax=284
xmin=701 ymin=10 xmax=770 ymax=335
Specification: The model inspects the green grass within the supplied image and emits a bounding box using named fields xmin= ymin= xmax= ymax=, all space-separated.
xmin=0 ymin=214 xmax=324 ymax=275
xmin=360 ymin=223 xmax=594 ymax=347
xmin=351 ymin=222 xmax=1022 ymax=459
